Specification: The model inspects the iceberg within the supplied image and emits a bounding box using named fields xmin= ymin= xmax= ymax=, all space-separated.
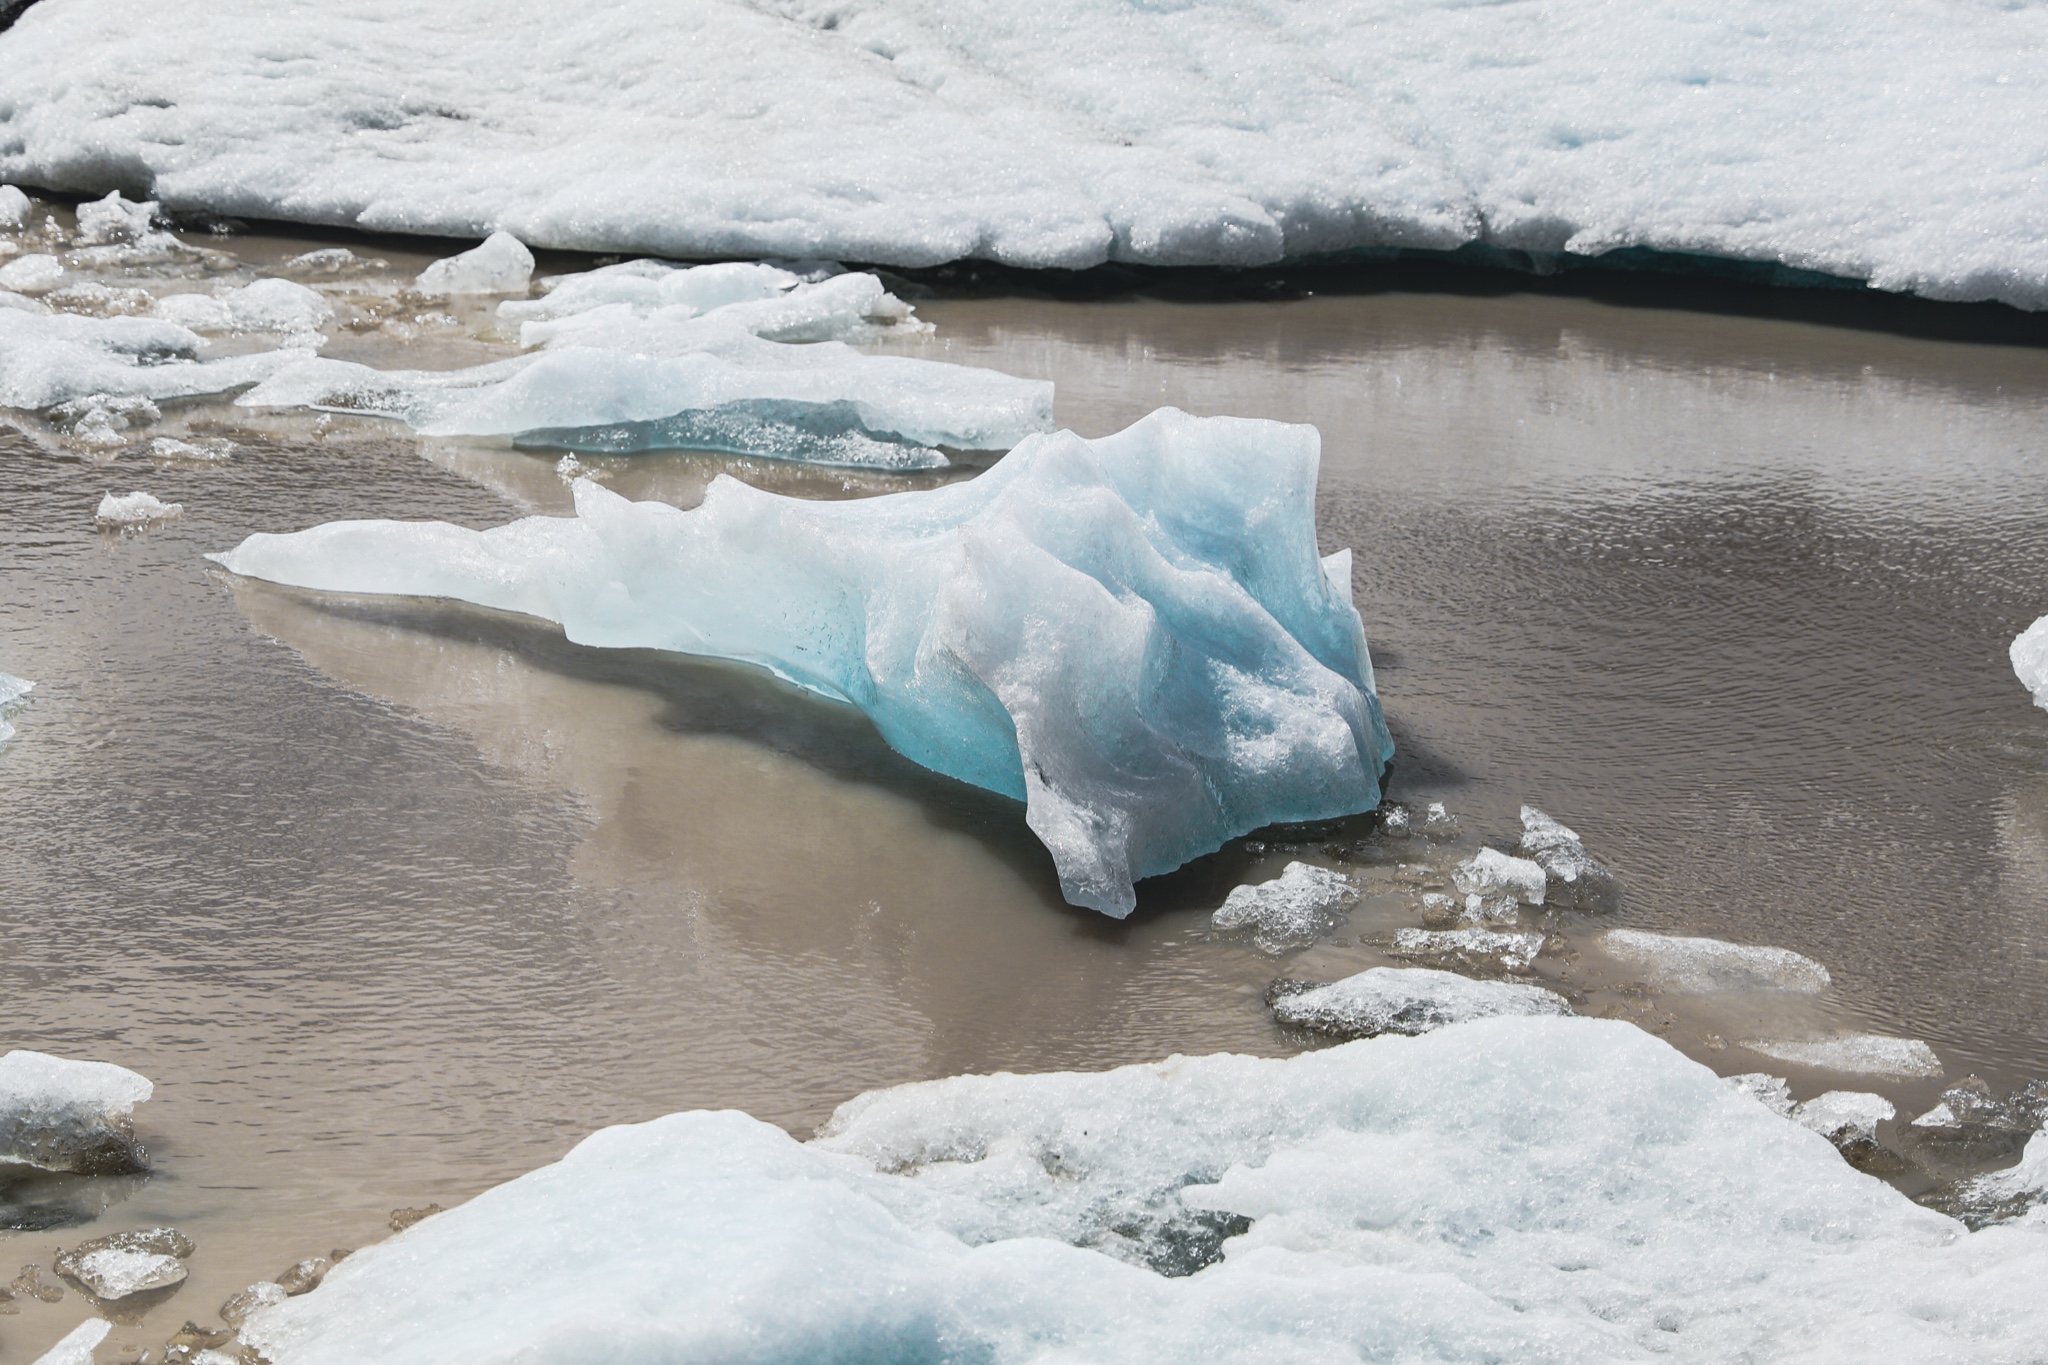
xmin=236 ymin=1019 xmax=2048 ymax=1365
xmin=5 ymin=0 xmax=2048 ymax=306
xmin=0 ymin=1049 xmax=153 ymax=1175
xmin=1598 ymin=928 xmax=1831 ymax=994
xmin=1268 ymin=966 xmax=1570 ymax=1038
xmin=2014 ymin=614 xmax=2048 ymax=711
xmin=0 ymin=308 xmax=306 ymax=411
xmin=210 ymin=408 xmax=1391 ymax=915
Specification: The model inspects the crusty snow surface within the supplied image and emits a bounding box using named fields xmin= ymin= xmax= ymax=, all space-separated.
xmin=2 ymin=0 xmax=2046 ymax=305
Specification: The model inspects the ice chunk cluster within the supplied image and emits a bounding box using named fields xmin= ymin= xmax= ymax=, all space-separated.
xmin=0 ymin=1049 xmax=153 ymax=1175
xmin=1741 ymin=1033 xmax=1944 ymax=1079
xmin=1210 ymin=862 xmax=1356 ymax=952
xmin=1599 ymin=928 xmax=1830 ymax=994
xmin=1268 ymin=966 xmax=1570 ymax=1038
xmin=211 ymin=409 xmax=1391 ymax=915
xmin=238 ymin=1020 xmax=2048 ymax=1365
xmin=5 ymin=0 xmax=2048 ymax=306
xmin=2014 ymin=614 xmax=2048 ymax=711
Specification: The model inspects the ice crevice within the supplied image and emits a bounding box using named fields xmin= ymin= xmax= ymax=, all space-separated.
xmin=211 ymin=408 xmax=1393 ymax=915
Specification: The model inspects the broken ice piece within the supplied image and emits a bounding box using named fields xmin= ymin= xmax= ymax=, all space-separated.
xmin=1268 ymin=966 xmax=1570 ymax=1039
xmin=415 ymin=231 xmax=533 ymax=297
xmin=1451 ymin=847 xmax=1546 ymax=906
xmin=1419 ymin=801 xmax=1459 ymax=840
xmin=27 ymin=1318 xmax=108 ymax=1365
xmin=1739 ymin=1034 xmax=1942 ymax=1078
xmin=1724 ymin=1072 xmax=1796 ymax=1117
xmin=96 ymin=490 xmax=183 ymax=527
xmin=2012 ymin=614 xmax=2048 ymax=711
xmin=1390 ymin=927 xmax=1546 ymax=971
xmin=275 ymin=1257 xmax=330 ymax=1296
xmin=73 ymin=191 xmax=156 ymax=246
xmin=0 ymin=253 xmax=62 ymax=294
xmin=1922 ymin=1129 xmax=2048 ymax=1230
xmin=150 ymin=436 xmax=235 ymax=462
xmin=0 ymin=672 xmax=32 ymax=747
xmin=1212 ymin=862 xmax=1358 ymax=953
xmin=1599 ymin=929 xmax=1830 ymax=995
xmin=55 ymin=1229 xmax=193 ymax=1301
xmin=1791 ymin=1091 xmax=1899 ymax=1171
xmin=155 ymin=279 xmax=333 ymax=336
xmin=220 ymin=1280 xmax=287 ymax=1325
xmin=1376 ymin=803 xmax=1411 ymax=837
xmin=388 ymin=1204 xmax=442 ymax=1233
xmin=1515 ymin=806 xmax=1620 ymax=908
xmin=0 ymin=185 xmax=32 ymax=231
xmin=12 ymin=1263 xmax=64 ymax=1302
xmin=0 ymin=1050 xmax=152 ymax=1174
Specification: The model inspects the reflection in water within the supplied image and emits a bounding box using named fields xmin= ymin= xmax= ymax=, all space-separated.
xmin=4 ymin=283 xmax=2048 ymax=1359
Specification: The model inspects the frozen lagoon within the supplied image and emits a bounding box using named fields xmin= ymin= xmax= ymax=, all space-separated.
xmin=5 ymin=223 xmax=2048 ymax=1358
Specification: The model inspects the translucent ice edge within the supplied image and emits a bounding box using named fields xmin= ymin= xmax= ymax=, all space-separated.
xmin=0 ymin=1048 xmax=153 ymax=1174
xmin=2013 ymin=614 xmax=2048 ymax=711
xmin=239 ymin=1018 xmax=2048 ymax=1365
xmin=210 ymin=408 xmax=1392 ymax=915
xmin=1600 ymin=928 xmax=1831 ymax=995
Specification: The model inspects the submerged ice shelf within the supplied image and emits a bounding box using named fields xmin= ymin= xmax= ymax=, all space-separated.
xmin=234 ymin=1019 xmax=2048 ymax=1365
xmin=212 ymin=408 xmax=1392 ymax=915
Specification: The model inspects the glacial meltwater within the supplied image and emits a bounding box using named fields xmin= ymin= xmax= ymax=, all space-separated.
xmin=3 ymin=226 xmax=2048 ymax=1359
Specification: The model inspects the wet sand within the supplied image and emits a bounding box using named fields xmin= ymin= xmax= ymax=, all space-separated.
xmin=4 ymin=238 xmax=2048 ymax=1358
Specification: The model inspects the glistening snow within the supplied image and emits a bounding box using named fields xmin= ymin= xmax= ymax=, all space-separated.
xmin=211 ymin=410 xmax=1393 ymax=915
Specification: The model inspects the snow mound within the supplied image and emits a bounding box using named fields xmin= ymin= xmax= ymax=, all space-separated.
xmin=2013 ymin=615 xmax=2048 ymax=711
xmin=415 ymin=230 xmax=534 ymax=297
xmin=209 ymin=408 xmax=1391 ymax=915
xmin=1599 ymin=928 xmax=1831 ymax=994
xmin=239 ymin=1019 xmax=2048 ymax=1365
xmin=1211 ymin=862 xmax=1356 ymax=952
xmin=96 ymin=490 xmax=183 ymax=527
xmin=1741 ymin=1033 xmax=1944 ymax=1079
xmin=0 ymin=1049 xmax=153 ymax=1175
xmin=1268 ymin=966 xmax=1569 ymax=1038
xmin=155 ymin=278 xmax=334 ymax=336
xmin=6 ymin=0 xmax=2048 ymax=306
xmin=0 ymin=308 xmax=307 ymax=411
xmin=29 ymin=1320 xmax=109 ymax=1365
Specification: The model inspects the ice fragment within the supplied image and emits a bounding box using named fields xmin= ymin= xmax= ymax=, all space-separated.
xmin=1212 ymin=862 xmax=1357 ymax=952
xmin=96 ymin=491 xmax=182 ymax=528
xmin=1599 ymin=929 xmax=1830 ymax=994
xmin=1390 ymin=927 xmax=1546 ymax=971
xmin=0 ymin=1050 xmax=152 ymax=1175
xmin=415 ymin=231 xmax=533 ymax=297
xmin=1268 ymin=966 xmax=1570 ymax=1038
xmin=1740 ymin=1034 xmax=1943 ymax=1078
xmin=2013 ymin=614 xmax=2048 ymax=711
xmin=28 ymin=1318 xmax=108 ymax=1365
xmin=0 ymin=253 xmax=62 ymax=295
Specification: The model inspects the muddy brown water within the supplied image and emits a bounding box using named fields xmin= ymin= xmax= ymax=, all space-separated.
xmin=3 ymin=230 xmax=2048 ymax=1359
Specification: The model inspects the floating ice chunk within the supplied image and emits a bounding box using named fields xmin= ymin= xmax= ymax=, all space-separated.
xmin=0 ymin=1050 xmax=152 ymax=1175
xmin=2013 ymin=615 xmax=2048 ymax=711
xmin=1391 ymin=926 xmax=1546 ymax=971
xmin=1927 ymin=1128 xmax=2048 ymax=1230
xmin=0 ymin=309 xmax=306 ymax=410
xmin=238 ymin=327 xmax=1048 ymax=468
xmin=0 ymin=672 xmax=33 ymax=747
xmin=1419 ymin=800 xmax=1458 ymax=840
xmin=56 ymin=1228 xmax=192 ymax=1301
xmin=240 ymin=1019 xmax=2048 ymax=1365
xmin=0 ymin=184 xmax=31 ymax=230
xmin=96 ymin=491 xmax=182 ymax=527
xmin=221 ymin=1280 xmax=289 ymax=1325
xmin=73 ymin=191 xmax=155 ymax=246
xmin=210 ymin=409 xmax=1390 ymax=915
xmin=415 ymin=231 xmax=533 ymax=297
xmin=1741 ymin=1034 xmax=1943 ymax=1078
xmin=58 ymin=392 xmax=160 ymax=448
xmin=1451 ymin=846 xmax=1546 ymax=907
xmin=155 ymin=278 xmax=333 ymax=335
xmin=1269 ymin=966 xmax=1570 ymax=1038
xmin=28 ymin=1319 xmax=109 ymax=1365
xmin=503 ymin=259 xmax=799 ymax=324
xmin=150 ymin=435 xmax=235 ymax=462
xmin=1793 ymin=1090 xmax=1894 ymax=1142
xmin=1725 ymin=1072 xmax=1797 ymax=1117
xmin=1212 ymin=862 xmax=1356 ymax=952
xmin=45 ymin=282 xmax=153 ymax=318
xmin=0 ymin=253 xmax=62 ymax=294
xmin=1599 ymin=928 xmax=1830 ymax=994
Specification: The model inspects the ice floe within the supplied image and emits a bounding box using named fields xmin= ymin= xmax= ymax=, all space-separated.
xmin=211 ymin=408 xmax=1391 ymax=915
xmin=0 ymin=1049 xmax=153 ymax=1175
xmin=2013 ymin=614 xmax=2048 ymax=711
xmin=1598 ymin=928 xmax=1830 ymax=994
xmin=415 ymin=230 xmax=533 ymax=297
xmin=96 ymin=490 xmax=183 ymax=528
xmin=5 ymin=0 xmax=2048 ymax=306
xmin=154 ymin=278 xmax=333 ymax=337
xmin=0 ymin=309 xmax=305 ymax=411
xmin=1211 ymin=862 xmax=1356 ymax=952
xmin=238 ymin=1019 xmax=2048 ymax=1365
xmin=1741 ymin=1033 xmax=1943 ymax=1079
xmin=55 ymin=1228 xmax=194 ymax=1301
xmin=29 ymin=1319 xmax=110 ymax=1365
xmin=1268 ymin=966 xmax=1569 ymax=1038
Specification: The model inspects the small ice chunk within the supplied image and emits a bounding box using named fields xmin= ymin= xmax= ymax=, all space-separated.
xmin=1598 ymin=929 xmax=1830 ymax=994
xmin=0 ymin=253 xmax=63 ymax=294
xmin=72 ymin=191 xmax=156 ymax=246
xmin=1724 ymin=1073 xmax=1796 ymax=1117
xmin=54 ymin=1228 xmax=192 ymax=1301
xmin=150 ymin=435 xmax=235 ymax=462
xmin=57 ymin=392 xmax=160 ymax=448
xmin=1391 ymin=926 xmax=1546 ymax=971
xmin=1212 ymin=862 xmax=1357 ymax=952
xmin=1741 ymin=1034 xmax=1943 ymax=1078
xmin=155 ymin=278 xmax=333 ymax=335
xmin=1419 ymin=801 xmax=1458 ymax=839
xmin=1451 ymin=847 xmax=1546 ymax=906
xmin=95 ymin=490 xmax=183 ymax=527
xmin=0 ymin=671 xmax=32 ymax=746
xmin=415 ymin=231 xmax=534 ymax=296
xmin=0 ymin=1049 xmax=152 ymax=1174
xmin=221 ymin=1280 xmax=289 ymax=1325
xmin=1792 ymin=1091 xmax=1895 ymax=1148
xmin=1926 ymin=1128 xmax=2048 ymax=1229
xmin=2013 ymin=614 xmax=2048 ymax=711
xmin=44 ymin=282 xmax=153 ymax=317
xmin=28 ymin=1319 xmax=109 ymax=1365
xmin=0 ymin=185 xmax=32 ymax=231
xmin=275 ymin=1257 xmax=330 ymax=1296
xmin=1269 ymin=966 xmax=1570 ymax=1038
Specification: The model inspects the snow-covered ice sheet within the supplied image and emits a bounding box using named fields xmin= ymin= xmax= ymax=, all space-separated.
xmin=1269 ymin=966 xmax=1569 ymax=1038
xmin=2014 ymin=615 xmax=2048 ymax=711
xmin=0 ymin=1049 xmax=153 ymax=1175
xmin=239 ymin=1018 xmax=2048 ymax=1365
xmin=210 ymin=408 xmax=1391 ymax=915
xmin=5 ymin=0 xmax=2047 ymax=305
xmin=1742 ymin=1033 xmax=1944 ymax=1079
xmin=1599 ymin=928 xmax=1831 ymax=994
